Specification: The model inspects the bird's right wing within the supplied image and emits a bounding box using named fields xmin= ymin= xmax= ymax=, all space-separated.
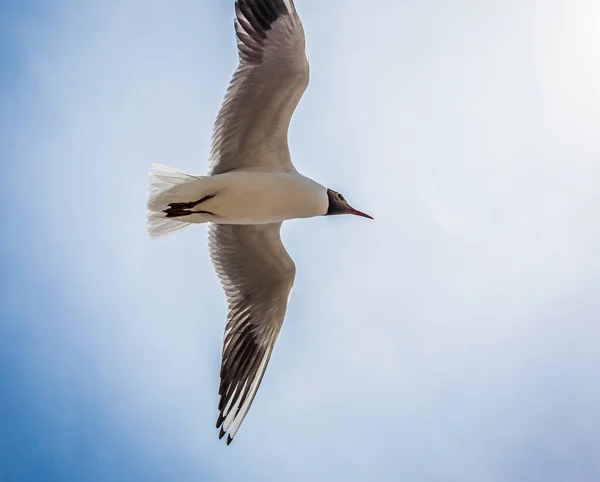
xmin=209 ymin=0 xmax=309 ymax=175
xmin=208 ymin=222 xmax=296 ymax=444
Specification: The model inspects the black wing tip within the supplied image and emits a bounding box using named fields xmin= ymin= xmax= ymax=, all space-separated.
xmin=216 ymin=412 xmax=225 ymax=429
xmin=217 ymin=425 xmax=235 ymax=446
xmin=236 ymin=0 xmax=289 ymax=33
xmin=237 ymin=0 xmax=289 ymax=14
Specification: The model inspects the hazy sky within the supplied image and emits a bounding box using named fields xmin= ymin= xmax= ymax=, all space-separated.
xmin=1 ymin=0 xmax=599 ymax=481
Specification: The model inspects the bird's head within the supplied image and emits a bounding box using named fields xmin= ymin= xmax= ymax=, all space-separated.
xmin=325 ymin=188 xmax=373 ymax=220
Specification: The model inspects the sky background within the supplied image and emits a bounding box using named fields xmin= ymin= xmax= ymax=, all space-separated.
xmin=1 ymin=0 xmax=600 ymax=481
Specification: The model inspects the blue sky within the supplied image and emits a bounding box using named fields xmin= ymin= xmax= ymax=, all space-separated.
xmin=1 ymin=0 xmax=599 ymax=481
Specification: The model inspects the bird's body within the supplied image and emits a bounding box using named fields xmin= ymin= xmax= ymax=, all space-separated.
xmin=146 ymin=0 xmax=371 ymax=445
xmin=202 ymin=170 xmax=329 ymax=223
xmin=149 ymin=169 xmax=329 ymax=226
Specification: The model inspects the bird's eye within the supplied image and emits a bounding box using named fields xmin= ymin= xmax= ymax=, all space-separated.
xmin=337 ymin=193 xmax=345 ymax=202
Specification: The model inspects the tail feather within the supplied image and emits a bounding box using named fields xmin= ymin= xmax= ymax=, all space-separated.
xmin=147 ymin=211 xmax=192 ymax=238
xmin=146 ymin=163 xmax=210 ymax=238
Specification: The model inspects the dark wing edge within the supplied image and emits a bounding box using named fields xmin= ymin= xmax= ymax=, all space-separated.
xmin=216 ymin=326 xmax=280 ymax=445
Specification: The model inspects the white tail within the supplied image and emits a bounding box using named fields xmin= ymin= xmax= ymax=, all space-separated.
xmin=146 ymin=163 xmax=209 ymax=238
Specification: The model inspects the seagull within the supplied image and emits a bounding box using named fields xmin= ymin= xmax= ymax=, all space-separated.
xmin=146 ymin=0 xmax=372 ymax=445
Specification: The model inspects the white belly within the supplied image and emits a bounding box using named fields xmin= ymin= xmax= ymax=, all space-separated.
xmin=201 ymin=171 xmax=328 ymax=224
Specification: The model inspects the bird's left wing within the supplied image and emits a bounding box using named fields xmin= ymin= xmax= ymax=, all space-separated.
xmin=208 ymin=222 xmax=296 ymax=444
xmin=209 ymin=0 xmax=309 ymax=175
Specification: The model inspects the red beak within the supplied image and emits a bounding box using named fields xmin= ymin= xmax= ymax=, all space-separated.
xmin=347 ymin=206 xmax=373 ymax=220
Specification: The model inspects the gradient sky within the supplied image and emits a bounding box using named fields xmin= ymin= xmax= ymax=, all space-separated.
xmin=2 ymin=0 xmax=600 ymax=481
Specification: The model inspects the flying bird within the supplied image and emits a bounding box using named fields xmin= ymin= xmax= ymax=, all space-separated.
xmin=146 ymin=0 xmax=372 ymax=445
